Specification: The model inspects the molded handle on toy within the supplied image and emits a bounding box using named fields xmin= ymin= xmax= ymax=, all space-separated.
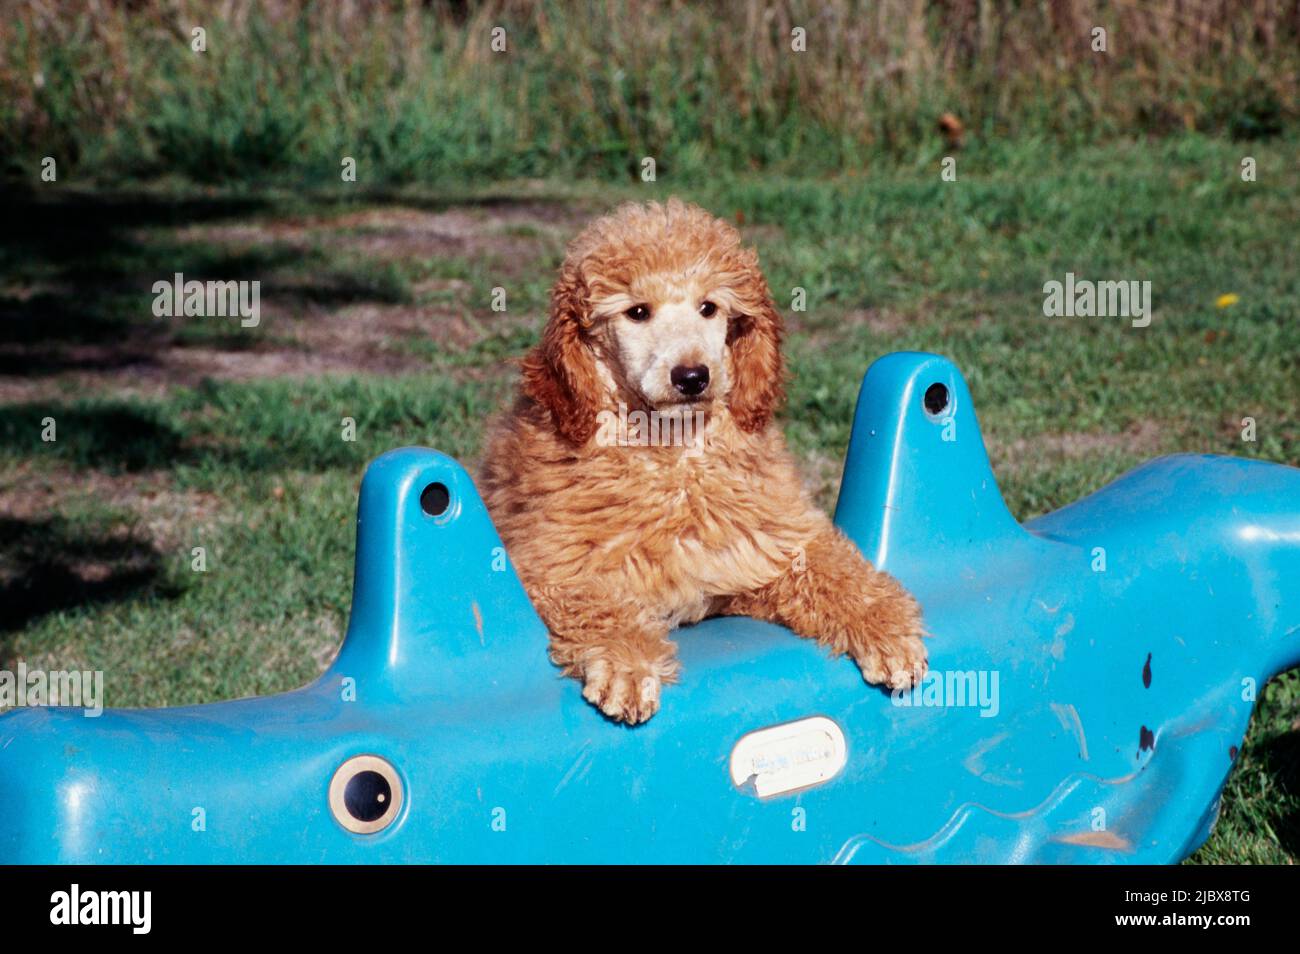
xmin=327 ymin=448 xmax=549 ymax=702
xmin=833 ymin=352 xmax=1027 ymax=575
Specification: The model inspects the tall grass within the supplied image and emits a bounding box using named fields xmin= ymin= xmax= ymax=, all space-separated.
xmin=2 ymin=0 xmax=1296 ymax=185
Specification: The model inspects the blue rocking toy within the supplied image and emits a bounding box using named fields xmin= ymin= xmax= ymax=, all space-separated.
xmin=2 ymin=352 xmax=1297 ymax=863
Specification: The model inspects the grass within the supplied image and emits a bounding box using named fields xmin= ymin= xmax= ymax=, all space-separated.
xmin=2 ymin=131 xmax=1298 ymax=861
xmin=4 ymin=1 xmax=1297 ymax=186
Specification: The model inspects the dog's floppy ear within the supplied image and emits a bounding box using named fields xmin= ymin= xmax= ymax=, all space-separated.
xmin=522 ymin=263 xmax=603 ymax=445
xmin=727 ymin=287 xmax=786 ymax=432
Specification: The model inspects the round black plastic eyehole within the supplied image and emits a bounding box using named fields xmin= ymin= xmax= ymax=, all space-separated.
xmin=421 ymin=482 xmax=450 ymax=517
xmin=923 ymin=382 xmax=950 ymax=416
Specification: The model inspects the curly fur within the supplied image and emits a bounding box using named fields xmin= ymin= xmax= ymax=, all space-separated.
xmin=480 ymin=198 xmax=926 ymax=724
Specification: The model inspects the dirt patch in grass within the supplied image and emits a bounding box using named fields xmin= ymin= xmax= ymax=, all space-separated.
xmin=176 ymin=202 xmax=588 ymax=272
xmin=167 ymin=340 xmax=418 ymax=381
xmin=0 ymin=461 xmax=221 ymax=552
xmin=786 ymin=306 xmax=916 ymax=344
xmin=278 ymin=300 xmax=472 ymax=354
xmin=2 ymin=201 xmax=588 ymax=403
xmin=986 ymin=419 xmax=1166 ymax=470
xmin=839 ymin=308 xmax=913 ymax=335
xmin=0 ymin=328 xmax=430 ymax=403
xmin=0 ymin=462 xmax=222 ymax=645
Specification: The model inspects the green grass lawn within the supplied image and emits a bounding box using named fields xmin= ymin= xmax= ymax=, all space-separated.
xmin=2 ymin=134 xmax=1297 ymax=861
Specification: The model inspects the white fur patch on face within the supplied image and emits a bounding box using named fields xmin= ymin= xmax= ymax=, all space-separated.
xmin=598 ymin=287 xmax=731 ymax=409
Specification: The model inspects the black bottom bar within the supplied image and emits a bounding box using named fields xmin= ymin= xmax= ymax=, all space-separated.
xmin=0 ymin=864 xmax=1284 ymax=939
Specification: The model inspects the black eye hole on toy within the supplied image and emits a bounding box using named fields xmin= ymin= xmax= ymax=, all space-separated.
xmin=329 ymin=755 xmax=404 ymax=835
xmin=923 ymin=382 xmax=950 ymax=417
xmin=420 ymin=481 xmax=451 ymax=518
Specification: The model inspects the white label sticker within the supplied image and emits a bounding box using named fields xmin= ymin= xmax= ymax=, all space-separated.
xmin=729 ymin=716 xmax=848 ymax=798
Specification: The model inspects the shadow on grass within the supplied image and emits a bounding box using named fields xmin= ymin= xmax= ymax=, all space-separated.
xmin=0 ymin=515 xmax=178 ymax=640
xmin=0 ymin=187 xmax=417 ymax=378
xmin=1255 ymin=728 xmax=1300 ymax=860
xmin=2 ymin=395 xmax=408 ymax=475
xmin=0 ymin=189 xmax=274 ymax=373
xmin=1 ymin=403 xmax=186 ymax=472
xmin=0 ymin=239 xmax=297 ymax=354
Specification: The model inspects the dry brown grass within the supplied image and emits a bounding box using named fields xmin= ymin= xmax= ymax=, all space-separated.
xmin=3 ymin=0 xmax=1294 ymax=184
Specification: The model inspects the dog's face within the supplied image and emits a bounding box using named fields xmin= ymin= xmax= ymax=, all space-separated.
xmin=523 ymin=199 xmax=786 ymax=443
xmin=591 ymin=273 xmax=733 ymax=413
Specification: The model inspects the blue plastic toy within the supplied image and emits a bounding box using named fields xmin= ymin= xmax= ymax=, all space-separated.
xmin=2 ymin=352 xmax=1297 ymax=863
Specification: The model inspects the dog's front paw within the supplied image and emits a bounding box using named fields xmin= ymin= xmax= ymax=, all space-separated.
xmin=852 ymin=590 xmax=928 ymax=690
xmin=581 ymin=657 xmax=664 ymax=725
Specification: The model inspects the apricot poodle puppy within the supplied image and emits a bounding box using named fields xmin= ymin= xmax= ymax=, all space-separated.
xmin=480 ymin=199 xmax=927 ymax=724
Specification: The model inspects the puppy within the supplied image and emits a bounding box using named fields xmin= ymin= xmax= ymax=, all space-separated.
xmin=480 ymin=199 xmax=926 ymax=723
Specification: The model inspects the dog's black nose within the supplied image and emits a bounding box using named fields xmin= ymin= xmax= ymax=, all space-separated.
xmin=671 ymin=364 xmax=710 ymax=397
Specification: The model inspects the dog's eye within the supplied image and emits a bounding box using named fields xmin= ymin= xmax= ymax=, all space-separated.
xmin=625 ymin=304 xmax=651 ymax=322
xmin=699 ymin=301 xmax=718 ymax=318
